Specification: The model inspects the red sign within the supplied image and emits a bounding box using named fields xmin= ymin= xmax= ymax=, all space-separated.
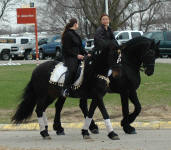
xmin=17 ymin=8 xmax=36 ymax=24
xmin=17 ymin=8 xmax=39 ymax=60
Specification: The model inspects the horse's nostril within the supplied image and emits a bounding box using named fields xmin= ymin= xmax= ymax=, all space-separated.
xmin=145 ymin=69 xmax=153 ymax=76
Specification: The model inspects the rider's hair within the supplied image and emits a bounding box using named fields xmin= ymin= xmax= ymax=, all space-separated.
xmin=100 ymin=13 xmax=109 ymax=21
xmin=62 ymin=18 xmax=77 ymax=44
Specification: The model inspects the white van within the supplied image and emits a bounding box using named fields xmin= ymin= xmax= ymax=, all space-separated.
xmin=0 ymin=37 xmax=16 ymax=60
xmin=114 ymin=30 xmax=143 ymax=45
xmin=84 ymin=30 xmax=143 ymax=52
xmin=10 ymin=37 xmax=34 ymax=59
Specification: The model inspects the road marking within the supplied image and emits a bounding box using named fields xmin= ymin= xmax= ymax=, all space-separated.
xmin=0 ymin=121 xmax=171 ymax=131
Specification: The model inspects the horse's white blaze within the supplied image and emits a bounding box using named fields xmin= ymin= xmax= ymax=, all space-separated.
xmin=83 ymin=117 xmax=92 ymax=130
xmin=104 ymin=119 xmax=113 ymax=133
xmin=43 ymin=112 xmax=48 ymax=126
xmin=38 ymin=117 xmax=45 ymax=132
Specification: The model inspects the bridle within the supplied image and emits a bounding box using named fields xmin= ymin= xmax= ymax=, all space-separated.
xmin=140 ymin=48 xmax=155 ymax=71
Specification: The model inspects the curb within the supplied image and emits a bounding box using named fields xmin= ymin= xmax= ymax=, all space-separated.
xmin=0 ymin=121 xmax=171 ymax=131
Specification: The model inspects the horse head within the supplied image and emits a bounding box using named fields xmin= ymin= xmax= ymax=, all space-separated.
xmin=142 ymin=40 xmax=160 ymax=76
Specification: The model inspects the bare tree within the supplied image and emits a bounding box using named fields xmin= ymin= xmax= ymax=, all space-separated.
xmin=126 ymin=0 xmax=162 ymax=32
xmin=0 ymin=0 xmax=12 ymax=20
xmin=153 ymin=1 xmax=171 ymax=30
xmin=37 ymin=0 xmax=79 ymax=32
xmin=79 ymin=0 xmax=168 ymax=31
xmin=36 ymin=0 xmax=171 ymax=37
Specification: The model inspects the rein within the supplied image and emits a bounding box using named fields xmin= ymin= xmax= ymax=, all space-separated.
xmin=140 ymin=49 xmax=155 ymax=71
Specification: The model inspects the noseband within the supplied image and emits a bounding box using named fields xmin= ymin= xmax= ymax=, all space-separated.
xmin=140 ymin=49 xmax=155 ymax=71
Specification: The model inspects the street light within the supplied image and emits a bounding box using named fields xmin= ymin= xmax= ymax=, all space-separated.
xmin=30 ymin=0 xmax=34 ymax=8
xmin=105 ymin=0 xmax=109 ymax=15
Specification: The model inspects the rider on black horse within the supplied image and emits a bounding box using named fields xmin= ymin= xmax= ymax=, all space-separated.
xmin=61 ymin=18 xmax=90 ymax=97
xmin=94 ymin=14 xmax=120 ymax=77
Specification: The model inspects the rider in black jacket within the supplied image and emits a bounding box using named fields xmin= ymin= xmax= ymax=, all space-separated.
xmin=62 ymin=18 xmax=88 ymax=97
xmin=94 ymin=14 xmax=120 ymax=77
xmin=94 ymin=14 xmax=119 ymax=52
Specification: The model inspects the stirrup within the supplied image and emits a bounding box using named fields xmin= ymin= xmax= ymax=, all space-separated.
xmin=62 ymin=89 xmax=69 ymax=97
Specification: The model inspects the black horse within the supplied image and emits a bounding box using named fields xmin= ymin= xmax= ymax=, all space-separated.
xmin=11 ymin=40 xmax=120 ymax=140
xmin=55 ymin=36 xmax=160 ymax=135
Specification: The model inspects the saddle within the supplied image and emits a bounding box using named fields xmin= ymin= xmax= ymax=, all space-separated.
xmin=49 ymin=61 xmax=85 ymax=90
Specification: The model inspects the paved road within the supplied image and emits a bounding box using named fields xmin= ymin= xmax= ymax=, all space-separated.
xmin=0 ymin=58 xmax=171 ymax=65
xmin=0 ymin=59 xmax=48 ymax=65
xmin=155 ymin=58 xmax=171 ymax=64
xmin=0 ymin=129 xmax=171 ymax=150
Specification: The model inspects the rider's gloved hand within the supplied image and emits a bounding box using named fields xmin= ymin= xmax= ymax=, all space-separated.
xmin=77 ymin=54 xmax=84 ymax=60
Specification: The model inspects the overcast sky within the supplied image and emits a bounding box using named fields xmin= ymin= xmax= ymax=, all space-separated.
xmin=1 ymin=0 xmax=39 ymax=31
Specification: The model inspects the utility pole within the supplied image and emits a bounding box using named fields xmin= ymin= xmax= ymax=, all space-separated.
xmin=105 ymin=0 xmax=109 ymax=15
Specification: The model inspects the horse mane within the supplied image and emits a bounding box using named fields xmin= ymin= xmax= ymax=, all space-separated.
xmin=122 ymin=36 xmax=152 ymax=53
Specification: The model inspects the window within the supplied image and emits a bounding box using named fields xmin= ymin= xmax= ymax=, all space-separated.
xmin=143 ymin=32 xmax=153 ymax=38
xmin=117 ymin=32 xmax=129 ymax=40
xmin=131 ymin=32 xmax=141 ymax=38
xmin=151 ymin=32 xmax=164 ymax=41
xmin=21 ymin=39 xmax=29 ymax=44
xmin=113 ymin=31 xmax=119 ymax=36
xmin=0 ymin=38 xmax=16 ymax=43
xmin=38 ymin=38 xmax=47 ymax=45
xmin=165 ymin=32 xmax=171 ymax=41
xmin=87 ymin=41 xmax=93 ymax=47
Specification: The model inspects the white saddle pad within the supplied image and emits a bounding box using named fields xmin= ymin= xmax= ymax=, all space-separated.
xmin=49 ymin=61 xmax=85 ymax=89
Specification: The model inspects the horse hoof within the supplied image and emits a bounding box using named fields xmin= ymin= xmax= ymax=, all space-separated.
xmin=56 ymin=130 xmax=65 ymax=135
xmin=40 ymin=130 xmax=51 ymax=140
xmin=90 ymin=128 xmax=99 ymax=134
xmin=89 ymin=123 xmax=99 ymax=134
xmin=82 ymin=129 xmax=91 ymax=139
xmin=123 ymin=125 xmax=136 ymax=134
xmin=108 ymin=131 xmax=120 ymax=140
xmin=129 ymin=130 xmax=137 ymax=134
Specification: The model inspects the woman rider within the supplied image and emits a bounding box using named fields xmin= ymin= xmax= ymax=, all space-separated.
xmin=62 ymin=18 xmax=89 ymax=97
xmin=94 ymin=14 xmax=119 ymax=51
xmin=94 ymin=14 xmax=120 ymax=77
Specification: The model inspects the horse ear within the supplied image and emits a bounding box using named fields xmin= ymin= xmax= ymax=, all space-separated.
xmin=152 ymin=39 xmax=155 ymax=46
xmin=156 ymin=40 xmax=160 ymax=46
xmin=155 ymin=40 xmax=160 ymax=58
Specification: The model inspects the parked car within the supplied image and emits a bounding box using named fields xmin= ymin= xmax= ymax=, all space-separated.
xmin=0 ymin=37 xmax=16 ymax=60
xmin=23 ymin=38 xmax=48 ymax=60
xmin=10 ymin=37 xmax=34 ymax=60
xmin=114 ymin=30 xmax=143 ymax=45
xmin=31 ymin=35 xmax=61 ymax=60
xmin=85 ymin=39 xmax=94 ymax=52
xmin=83 ymin=30 xmax=143 ymax=53
xmin=143 ymin=31 xmax=171 ymax=58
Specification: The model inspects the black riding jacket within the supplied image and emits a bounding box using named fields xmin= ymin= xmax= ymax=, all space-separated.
xmin=62 ymin=29 xmax=87 ymax=60
xmin=94 ymin=24 xmax=119 ymax=50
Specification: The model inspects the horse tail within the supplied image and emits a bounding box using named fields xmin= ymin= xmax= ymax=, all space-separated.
xmin=11 ymin=79 xmax=36 ymax=124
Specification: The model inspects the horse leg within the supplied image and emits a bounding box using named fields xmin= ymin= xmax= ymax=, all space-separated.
xmin=53 ymin=96 xmax=66 ymax=135
xmin=42 ymin=97 xmax=55 ymax=133
xmin=127 ymin=90 xmax=142 ymax=133
xmin=120 ymin=92 xmax=134 ymax=134
xmin=35 ymin=97 xmax=52 ymax=139
xmin=79 ymin=98 xmax=99 ymax=134
xmin=81 ymin=99 xmax=98 ymax=139
xmin=97 ymin=98 xmax=119 ymax=140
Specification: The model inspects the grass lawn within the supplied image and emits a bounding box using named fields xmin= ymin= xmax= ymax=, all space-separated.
xmin=0 ymin=63 xmax=171 ymax=110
